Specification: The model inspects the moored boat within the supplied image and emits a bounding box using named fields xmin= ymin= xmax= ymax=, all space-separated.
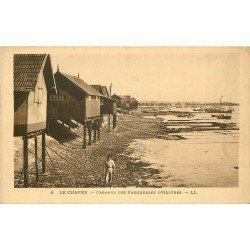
xmin=216 ymin=114 xmax=231 ymax=120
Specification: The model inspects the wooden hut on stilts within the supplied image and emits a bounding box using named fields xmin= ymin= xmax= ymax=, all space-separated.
xmin=14 ymin=54 xmax=57 ymax=187
xmin=47 ymin=69 xmax=103 ymax=149
xmin=90 ymin=85 xmax=117 ymax=130
xmin=111 ymin=94 xmax=138 ymax=113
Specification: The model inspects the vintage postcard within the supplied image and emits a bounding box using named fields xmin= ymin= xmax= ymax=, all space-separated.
xmin=0 ymin=47 xmax=249 ymax=203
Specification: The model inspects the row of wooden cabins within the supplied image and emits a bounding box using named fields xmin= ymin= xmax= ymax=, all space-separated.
xmin=111 ymin=94 xmax=138 ymax=112
xmin=14 ymin=54 xmax=117 ymax=187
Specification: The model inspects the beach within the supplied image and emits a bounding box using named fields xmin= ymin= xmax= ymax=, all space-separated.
xmin=14 ymin=112 xmax=239 ymax=188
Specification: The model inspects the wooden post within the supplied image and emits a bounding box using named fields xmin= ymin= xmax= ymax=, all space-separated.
xmin=47 ymin=120 xmax=50 ymax=135
xmin=108 ymin=114 xmax=111 ymax=131
xmin=62 ymin=120 xmax=65 ymax=137
xmin=97 ymin=119 xmax=101 ymax=141
xmin=35 ymin=135 xmax=38 ymax=182
xmin=93 ymin=120 xmax=97 ymax=143
xmin=23 ymin=135 xmax=29 ymax=187
xmin=88 ymin=121 xmax=92 ymax=146
xmin=42 ymin=130 xmax=46 ymax=174
xmin=83 ymin=121 xmax=87 ymax=149
xmin=113 ymin=113 xmax=117 ymax=130
xmin=68 ymin=119 xmax=71 ymax=131
xmin=100 ymin=115 xmax=104 ymax=128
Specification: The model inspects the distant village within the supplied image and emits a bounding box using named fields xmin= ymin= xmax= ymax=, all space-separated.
xmin=14 ymin=54 xmax=138 ymax=187
xmin=139 ymin=100 xmax=239 ymax=107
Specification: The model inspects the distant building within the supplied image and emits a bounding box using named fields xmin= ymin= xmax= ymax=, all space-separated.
xmin=130 ymin=97 xmax=139 ymax=110
xmin=90 ymin=85 xmax=117 ymax=115
xmin=111 ymin=94 xmax=138 ymax=111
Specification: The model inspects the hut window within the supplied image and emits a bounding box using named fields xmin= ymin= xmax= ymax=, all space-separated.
xmin=50 ymin=95 xmax=55 ymax=101
xmin=91 ymin=96 xmax=96 ymax=100
xmin=50 ymin=95 xmax=67 ymax=101
xmin=35 ymin=87 xmax=43 ymax=103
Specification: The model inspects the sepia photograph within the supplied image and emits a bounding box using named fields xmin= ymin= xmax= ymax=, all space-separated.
xmin=12 ymin=48 xmax=240 ymax=189
xmin=1 ymin=3 xmax=250 ymax=250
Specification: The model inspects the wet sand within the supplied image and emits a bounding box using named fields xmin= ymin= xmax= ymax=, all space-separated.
xmin=14 ymin=113 xmax=239 ymax=188
xmin=14 ymin=114 xmax=161 ymax=188
xmin=126 ymin=131 xmax=239 ymax=187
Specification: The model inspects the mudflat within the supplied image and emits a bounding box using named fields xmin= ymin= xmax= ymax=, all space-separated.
xmin=14 ymin=113 xmax=239 ymax=188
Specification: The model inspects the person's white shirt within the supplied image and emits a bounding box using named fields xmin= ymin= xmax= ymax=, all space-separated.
xmin=106 ymin=159 xmax=115 ymax=168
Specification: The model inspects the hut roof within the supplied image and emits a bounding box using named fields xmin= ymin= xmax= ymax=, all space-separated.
xmin=131 ymin=97 xmax=138 ymax=103
xmin=111 ymin=94 xmax=121 ymax=100
xmin=101 ymin=86 xmax=110 ymax=97
xmin=112 ymin=94 xmax=131 ymax=99
xmin=59 ymin=72 xmax=102 ymax=97
xmin=91 ymin=85 xmax=110 ymax=98
xmin=14 ymin=54 xmax=56 ymax=93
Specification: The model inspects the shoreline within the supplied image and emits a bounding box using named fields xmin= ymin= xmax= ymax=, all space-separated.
xmin=14 ymin=114 xmax=163 ymax=188
xmin=14 ymin=113 xmax=238 ymax=188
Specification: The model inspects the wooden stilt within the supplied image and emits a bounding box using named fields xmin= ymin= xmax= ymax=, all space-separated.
xmin=68 ymin=119 xmax=71 ymax=130
xmin=113 ymin=113 xmax=117 ymax=130
xmin=62 ymin=120 xmax=65 ymax=137
xmin=88 ymin=121 xmax=92 ymax=146
xmin=35 ymin=135 xmax=38 ymax=182
xmin=47 ymin=120 xmax=50 ymax=135
xmin=23 ymin=135 xmax=29 ymax=187
xmin=97 ymin=119 xmax=101 ymax=141
xmin=93 ymin=120 xmax=97 ymax=143
xmin=42 ymin=130 xmax=46 ymax=174
xmin=108 ymin=114 xmax=111 ymax=131
xmin=83 ymin=121 xmax=87 ymax=149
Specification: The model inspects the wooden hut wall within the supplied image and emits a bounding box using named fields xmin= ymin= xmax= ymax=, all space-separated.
xmin=14 ymin=92 xmax=29 ymax=136
xmin=85 ymin=96 xmax=100 ymax=118
xmin=27 ymin=74 xmax=47 ymax=133
xmin=121 ymin=101 xmax=130 ymax=110
xmin=48 ymin=74 xmax=84 ymax=123
xmin=101 ymin=98 xmax=117 ymax=114
xmin=111 ymin=95 xmax=121 ymax=109
xmin=48 ymin=87 xmax=82 ymax=122
xmin=113 ymin=101 xmax=117 ymax=113
xmin=48 ymin=72 xmax=101 ymax=123
xmin=14 ymin=74 xmax=47 ymax=136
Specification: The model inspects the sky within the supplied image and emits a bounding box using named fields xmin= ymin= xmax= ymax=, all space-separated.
xmin=51 ymin=49 xmax=239 ymax=103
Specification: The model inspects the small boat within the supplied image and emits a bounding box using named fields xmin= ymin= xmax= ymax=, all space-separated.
xmin=205 ymin=107 xmax=233 ymax=113
xmin=176 ymin=113 xmax=192 ymax=118
xmin=193 ymin=107 xmax=203 ymax=112
xmin=175 ymin=104 xmax=182 ymax=108
xmin=217 ymin=114 xmax=231 ymax=120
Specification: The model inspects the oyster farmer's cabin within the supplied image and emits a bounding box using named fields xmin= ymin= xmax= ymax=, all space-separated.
xmin=111 ymin=94 xmax=138 ymax=112
xmin=14 ymin=54 xmax=57 ymax=187
xmin=48 ymin=69 xmax=103 ymax=148
xmin=91 ymin=84 xmax=117 ymax=130
xmin=14 ymin=54 xmax=56 ymax=136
